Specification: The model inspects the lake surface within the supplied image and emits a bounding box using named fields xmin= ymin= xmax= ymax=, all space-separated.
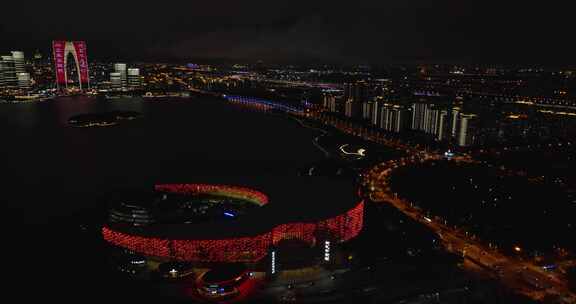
xmin=0 ymin=96 xmax=497 ymax=303
xmin=1 ymin=96 xmax=332 ymax=301
xmin=1 ymin=96 xmax=326 ymax=225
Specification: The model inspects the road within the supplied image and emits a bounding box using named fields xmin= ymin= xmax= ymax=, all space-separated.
xmin=226 ymin=100 xmax=576 ymax=303
xmin=364 ymin=156 xmax=576 ymax=303
xmin=300 ymin=107 xmax=575 ymax=302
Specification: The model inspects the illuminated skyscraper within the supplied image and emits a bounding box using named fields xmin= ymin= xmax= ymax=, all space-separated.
xmin=436 ymin=110 xmax=449 ymax=141
xmin=412 ymin=102 xmax=451 ymax=141
xmin=33 ymin=50 xmax=42 ymax=60
xmin=0 ymin=62 xmax=4 ymax=90
xmin=0 ymin=55 xmax=17 ymax=89
xmin=11 ymin=51 xmax=25 ymax=75
xmin=411 ymin=103 xmax=428 ymax=130
xmin=360 ymin=100 xmax=381 ymax=124
xmin=361 ymin=102 xmax=367 ymax=119
xmin=17 ymin=72 xmax=31 ymax=91
xmin=1 ymin=52 xmax=29 ymax=92
xmin=379 ymin=104 xmax=406 ymax=133
xmin=52 ymin=41 xmax=90 ymax=90
xmin=344 ymin=81 xmax=368 ymax=103
xmin=127 ymin=68 xmax=141 ymax=90
xmin=371 ymin=101 xmax=380 ymax=126
xmin=343 ymin=81 xmax=368 ymax=118
xmin=114 ymin=63 xmax=127 ymax=89
xmin=423 ymin=106 xmax=439 ymax=134
xmin=110 ymin=72 xmax=122 ymax=91
xmin=322 ymin=93 xmax=338 ymax=113
xmin=362 ymin=101 xmax=373 ymax=120
xmin=458 ymin=114 xmax=478 ymax=147
xmin=345 ymin=100 xmax=361 ymax=118
xmin=451 ymin=107 xmax=460 ymax=137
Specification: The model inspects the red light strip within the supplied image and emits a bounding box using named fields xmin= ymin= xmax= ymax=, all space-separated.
xmin=155 ymin=184 xmax=269 ymax=206
xmin=102 ymin=184 xmax=364 ymax=262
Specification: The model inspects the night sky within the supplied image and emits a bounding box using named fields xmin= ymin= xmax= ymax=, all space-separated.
xmin=1 ymin=1 xmax=574 ymax=64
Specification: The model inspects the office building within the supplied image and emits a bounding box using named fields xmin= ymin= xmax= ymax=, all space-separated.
xmin=110 ymin=72 xmax=122 ymax=91
xmin=0 ymin=58 xmax=6 ymax=90
xmin=17 ymin=72 xmax=31 ymax=91
xmin=127 ymin=68 xmax=141 ymax=90
xmin=11 ymin=51 xmax=25 ymax=74
xmin=0 ymin=55 xmax=17 ymax=89
xmin=114 ymin=63 xmax=127 ymax=89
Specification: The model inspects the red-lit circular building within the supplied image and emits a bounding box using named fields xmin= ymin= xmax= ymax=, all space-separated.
xmin=102 ymin=178 xmax=364 ymax=263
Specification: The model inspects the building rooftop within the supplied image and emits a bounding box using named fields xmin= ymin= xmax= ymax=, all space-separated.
xmin=107 ymin=176 xmax=359 ymax=240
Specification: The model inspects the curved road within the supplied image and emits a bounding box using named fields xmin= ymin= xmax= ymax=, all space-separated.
xmin=364 ymin=156 xmax=576 ymax=303
xmin=226 ymin=99 xmax=576 ymax=303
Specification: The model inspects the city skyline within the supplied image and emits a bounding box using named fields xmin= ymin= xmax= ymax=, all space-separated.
xmin=2 ymin=3 xmax=576 ymax=303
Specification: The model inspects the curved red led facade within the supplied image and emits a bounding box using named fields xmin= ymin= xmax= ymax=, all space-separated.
xmin=103 ymin=184 xmax=364 ymax=262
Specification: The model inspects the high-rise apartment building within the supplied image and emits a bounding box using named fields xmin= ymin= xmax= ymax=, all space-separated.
xmin=411 ymin=103 xmax=428 ymax=130
xmin=343 ymin=81 xmax=369 ymax=118
xmin=458 ymin=114 xmax=478 ymax=147
xmin=379 ymin=104 xmax=407 ymax=133
xmin=322 ymin=93 xmax=340 ymax=113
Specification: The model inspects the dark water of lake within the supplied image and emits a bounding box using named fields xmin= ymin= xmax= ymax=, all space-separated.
xmin=1 ymin=96 xmax=326 ymax=223
xmin=1 ymin=96 xmax=326 ymax=301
